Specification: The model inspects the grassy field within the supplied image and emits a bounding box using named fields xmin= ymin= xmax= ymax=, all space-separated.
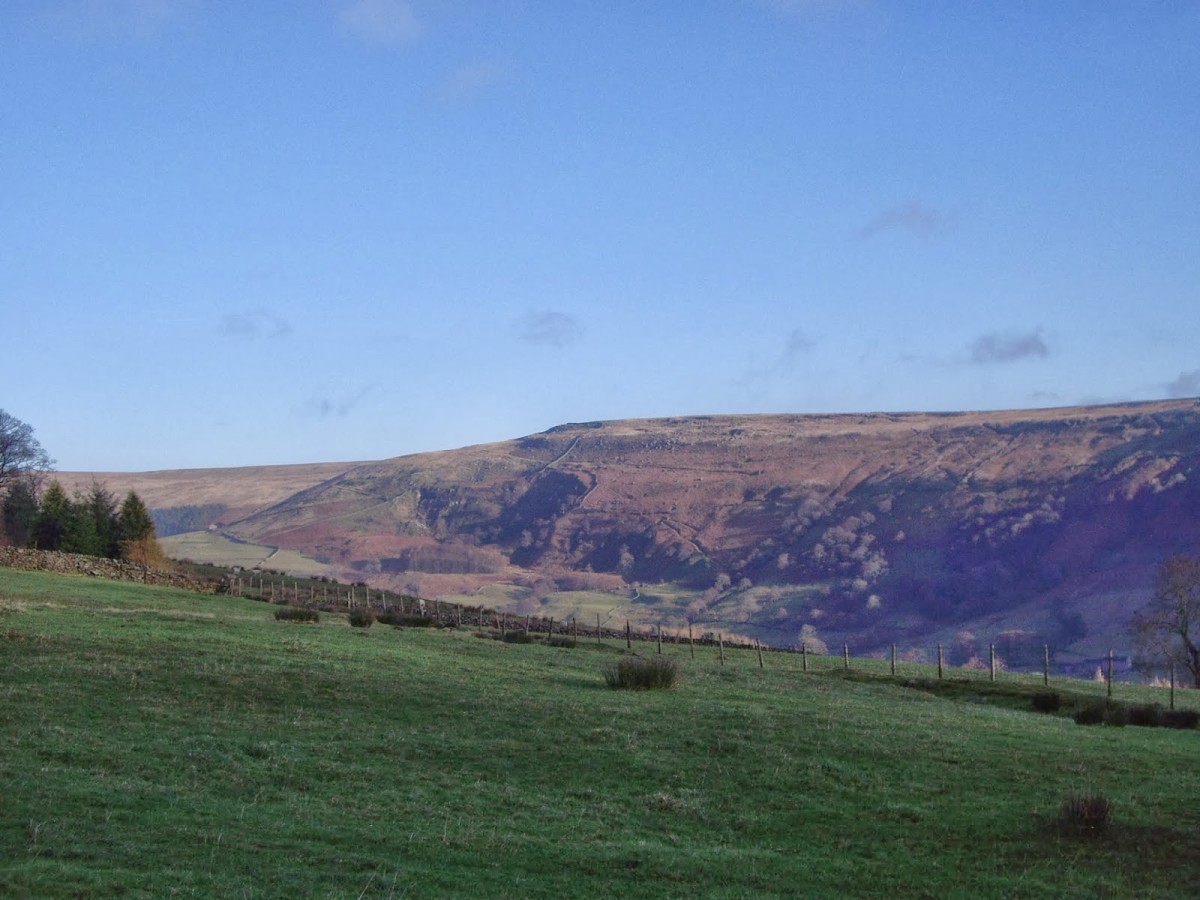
xmin=2 ymin=568 xmax=1199 ymax=898
xmin=161 ymin=531 xmax=334 ymax=579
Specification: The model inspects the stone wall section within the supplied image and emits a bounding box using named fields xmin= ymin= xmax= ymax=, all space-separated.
xmin=0 ymin=546 xmax=216 ymax=593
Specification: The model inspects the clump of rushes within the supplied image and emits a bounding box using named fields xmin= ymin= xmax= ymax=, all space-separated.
xmin=1072 ymin=702 xmax=1105 ymax=725
xmin=604 ymin=655 xmax=680 ymax=690
xmin=1161 ymin=709 xmax=1200 ymax=729
xmin=274 ymin=606 xmax=319 ymax=623
xmin=1030 ymin=691 xmax=1062 ymax=713
xmin=1057 ymin=791 xmax=1113 ymax=835
xmin=348 ymin=607 xmax=375 ymax=628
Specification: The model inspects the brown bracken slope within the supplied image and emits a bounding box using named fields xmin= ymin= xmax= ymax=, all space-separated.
xmin=61 ymin=399 xmax=1200 ymax=659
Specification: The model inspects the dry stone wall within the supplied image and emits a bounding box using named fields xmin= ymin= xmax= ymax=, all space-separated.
xmin=0 ymin=547 xmax=216 ymax=593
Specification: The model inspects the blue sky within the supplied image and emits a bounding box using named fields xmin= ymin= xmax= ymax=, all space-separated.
xmin=3 ymin=1 xmax=1198 ymax=471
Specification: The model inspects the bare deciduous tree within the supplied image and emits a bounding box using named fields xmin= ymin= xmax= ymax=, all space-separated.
xmin=1134 ymin=556 xmax=1200 ymax=687
xmin=0 ymin=409 xmax=54 ymax=492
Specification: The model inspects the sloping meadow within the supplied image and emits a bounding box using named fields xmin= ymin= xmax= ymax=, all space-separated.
xmin=2 ymin=568 xmax=1198 ymax=898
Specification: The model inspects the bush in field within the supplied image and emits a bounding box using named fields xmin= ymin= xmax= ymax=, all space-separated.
xmin=1030 ymin=691 xmax=1062 ymax=713
xmin=1160 ymin=709 xmax=1200 ymax=729
xmin=604 ymin=655 xmax=680 ymax=691
xmin=1102 ymin=703 xmax=1128 ymax=727
xmin=348 ymin=607 xmax=375 ymax=629
xmin=1072 ymin=702 xmax=1105 ymax=726
xmin=502 ymin=630 xmax=533 ymax=644
xmin=1126 ymin=703 xmax=1162 ymax=728
xmin=1057 ymin=792 xmax=1113 ymax=835
xmin=375 ymin=612 xmax=434 ymax=628
xmin=547 ymin=635 xmax=577 ymax=648
xmin=274 ymin=606 xmax=319 ymax=623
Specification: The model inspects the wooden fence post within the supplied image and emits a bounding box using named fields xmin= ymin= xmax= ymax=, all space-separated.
xmin=626 ymin=620 xmax=631 ymax=649
xmin=937 ymin=643 xmax=943 ymax=680
xmin=657 ymin=624 xmax=662 ymax=655
xmin=688 ymin=624 xmax=694 ymax=659
xmin=597 ymin=613 xmax=601 ymax=646
xmin=1043 ymin=644 xmax=1049 ymax=686
xmin=890 ymin=643 xmax=896 ymax=676
xmin=989 ymin=644 xmax=996 ymax=683
xmin=757 ymin=640 xmax=764 ymax=669
xmin=718 ymin=634 xmax=725 ymax=666
xmin=843 ymin=643 xmax=849 ymax=670
xmin=801 ymin=642 xmax=808 ymax=673
xmin=1107 ymin=649 xmax=1114 ymax=699
xmin=1170 ymin=661 xmax=1176 ymax=710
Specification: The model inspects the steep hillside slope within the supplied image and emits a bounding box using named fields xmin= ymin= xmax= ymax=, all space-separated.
xmin=213 ymin=399 xmax=1200 ymax=656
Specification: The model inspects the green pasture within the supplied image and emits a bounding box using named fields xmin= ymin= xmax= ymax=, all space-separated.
xmin=1 ymin=567 xmax=1198 ymax=898
xmin=161 ymin=531 xmax=333 ymax=578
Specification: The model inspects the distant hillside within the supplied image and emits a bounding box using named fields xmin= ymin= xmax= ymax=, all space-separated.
xmin=62 ymin=399 xmax=1200 ymax=661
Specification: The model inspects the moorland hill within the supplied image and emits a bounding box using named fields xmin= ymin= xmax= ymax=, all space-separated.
xmin=62 ymin=398 xmax=1200 ymax=660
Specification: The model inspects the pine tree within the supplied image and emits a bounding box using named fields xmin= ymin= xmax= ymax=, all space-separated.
xmin=118 ymin=491 xmax=166 ymax=567
xmin=118 ymin=491 xmax=155 ymax=542
xmin=33 ymin=480 xmax=70 ymax=551
xmin=85 ymin=482 xmax=121 ymax=558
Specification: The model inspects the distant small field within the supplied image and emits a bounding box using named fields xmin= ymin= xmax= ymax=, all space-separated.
xmin=160 ymin=531 xmax=333 ymax=578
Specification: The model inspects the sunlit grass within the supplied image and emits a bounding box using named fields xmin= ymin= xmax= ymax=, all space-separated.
xmin=1 ymin=567 xmax=1198 ymax=897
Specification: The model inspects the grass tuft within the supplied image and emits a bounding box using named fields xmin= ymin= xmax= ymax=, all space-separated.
xmin=603 ymin=654 xmax=680 ymax=690
xmin=1030 ymin=691 xmax=1062 ymax=713
xmin=1057 ymin=791 xmax=1113 ymax=835
xmin=1126 ymin=703 xmax=1162 ymax=728
xmin=1160 ymin=708 xmax=1200 ymax=729
xmin=273 ymin=606 xmax=319 ymax=623
xmin=1072 ymin=702 xmax=1105 ymax=725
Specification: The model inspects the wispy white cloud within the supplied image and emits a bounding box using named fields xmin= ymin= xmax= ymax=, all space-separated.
xmin=740 ymin=327 xmax=819 ymax=385
xmin=305 ymin=386 xmax=375 ymax=418
xmin=219 ymin=310 xmax=292 ymax=339
xmin=519 ymin=311 xmax=583 ymax=349
xmin=340 ymin=0 xmax=421 ymax=45
xmin=1166 ymin=368 xmax=1200 ymax=398
xmin=856 ymin=202 xmax=953 ymax=239
xmin=968 ymin=329 xmax=1049 ymax=364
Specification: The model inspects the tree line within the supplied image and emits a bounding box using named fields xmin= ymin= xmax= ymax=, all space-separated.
xmin=1 ymin=408 xmax=162 ymax=565
xmin=2 ymin=478 xmax=160 ymax=563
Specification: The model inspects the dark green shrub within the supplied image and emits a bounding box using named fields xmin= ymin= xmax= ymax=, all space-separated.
xmin=1126 ymin=703 xmax=1162 ymax=728
xmin=348 ymin=607 xmax=375 ymax=628
xmin=1057 ymin=792 xmax=1112 ymax=835
xmin=547 ymin=635 xmax=577 ymax=648
xmin=502 ymin=630 xmax=533 ymax=644
xmin=274 ymin=606 xmax=319 ymax=623
xmin=376 ymin=612 xmax=434 ymax=628
xmin=604 ymin=655 xmax=680 ymax=691
xmin=1102 ymin=703 xmax=1128 ymax=727
xmin=1031 ymin=691 xmax=1062 ymax=713
xmin=1072 ymin=702 xmax=1105 ymax=726
xmin=1160 ymin=709 xmax=1200 ymax=729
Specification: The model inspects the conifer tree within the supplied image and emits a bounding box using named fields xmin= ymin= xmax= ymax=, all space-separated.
xmin=33 ymin=480 xmax=70 ymax=551
xmin=118 ymin=491 xmax=166 ymax=567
